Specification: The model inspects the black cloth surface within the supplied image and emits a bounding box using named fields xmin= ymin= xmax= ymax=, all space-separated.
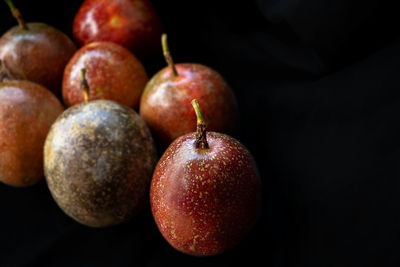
xmin=1 ymin=0 xmax=400 ymax=266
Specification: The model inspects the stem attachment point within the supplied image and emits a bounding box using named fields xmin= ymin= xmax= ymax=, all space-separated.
xmin=191 ymin=99 xmax=209 ymax=149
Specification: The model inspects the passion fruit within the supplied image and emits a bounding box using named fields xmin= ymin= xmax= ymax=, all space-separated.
xmin=44 ymin=100 xmax=157 ymax=227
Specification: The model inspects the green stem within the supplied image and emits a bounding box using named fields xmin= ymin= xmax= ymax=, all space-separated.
xmin=162 ymin=33 xmax=178 ymax=77
xmin=4 ymin=0 xmax=14 ymax=8
xmin=191 ymin=99 xmax=209 ymax=149
xmin=4 ymin=0 xmax=28 ymax=30
xmin=80 ymin=68 xmax=90 ymax=103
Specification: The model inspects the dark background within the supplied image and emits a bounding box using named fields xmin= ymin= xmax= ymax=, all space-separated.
xmin=1 ymin=0 xmax=400 ymax=266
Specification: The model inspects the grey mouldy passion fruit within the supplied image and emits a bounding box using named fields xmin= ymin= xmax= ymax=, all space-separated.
xmin=44 ymin=69 xmax=157 ymax=227
xmin=150 ymin=99 xmax=262 ymax=256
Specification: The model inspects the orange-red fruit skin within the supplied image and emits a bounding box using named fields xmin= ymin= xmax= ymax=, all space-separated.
xmin=150 ymin=132 xmax=262 ymax=256
xmin=140 ymin=63 xmax=237 ymax=145
xmin=62 ymin=42 xmax=148 ymax=109
xmin=0 ymin=81 xmax=64 ymax=187
xmin=73 ymin=0 xmax=162 ymax=59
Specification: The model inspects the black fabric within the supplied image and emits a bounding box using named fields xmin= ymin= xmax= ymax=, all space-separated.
xmin=1 ymin=0 xmax=400 ymax=266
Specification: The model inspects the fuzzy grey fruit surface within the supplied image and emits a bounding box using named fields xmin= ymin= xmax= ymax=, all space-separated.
xmin=44 ymin=100 xmax=157 ymax=227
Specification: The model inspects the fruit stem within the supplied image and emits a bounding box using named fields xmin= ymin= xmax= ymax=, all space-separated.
xmin=80 ymin=68 xmax=90 ymax=103
xmin=162 ymin=33 xmax=178 ymax=77
xmin=4 ymin=0 xmax=28 ymax=30
xmin=191 ymin=99 xmax=209 ymax=149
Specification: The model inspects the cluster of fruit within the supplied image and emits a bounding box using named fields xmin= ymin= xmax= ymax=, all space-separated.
xmin=0 ymin=0 xmax=261 ymax=257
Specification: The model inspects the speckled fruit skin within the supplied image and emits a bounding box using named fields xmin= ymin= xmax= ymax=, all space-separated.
xmin=62 ymin=42 xmax=148 ymax=109
xmin=140 ymin=64 xmax=237 ymax=146
xmin=0 ymin=80 xmax=64 ymax=187
xmin=0 ymin=23 xmax=77 ymax=93
xmin=73 ymin=0 xmax=162 ymax=59
xmin=44 ymin=100 xmax=157 ymax=227
xmin=150 ymin=132 xmax=262 ymax=256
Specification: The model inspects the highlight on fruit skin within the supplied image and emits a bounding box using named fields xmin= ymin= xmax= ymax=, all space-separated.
xmin=150 ymin=99 xmax=261 ymax=256
xmin=73 ymin=0 xmax=163 ymax=59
